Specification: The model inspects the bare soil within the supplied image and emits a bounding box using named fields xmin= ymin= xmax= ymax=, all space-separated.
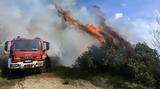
xmin=7 ymin=73 xmax=102 ymax=89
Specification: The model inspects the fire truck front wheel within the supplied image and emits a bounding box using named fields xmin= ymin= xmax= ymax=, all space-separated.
xmin=1 ymin=68 xmax=12 ymax=77
xmin=1 ymin=58 xmax=12 ymax=77
xmin=34 ymin=67 xmax=42 ymax=74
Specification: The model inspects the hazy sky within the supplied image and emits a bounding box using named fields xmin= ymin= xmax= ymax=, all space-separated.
xmin=1 ymin=0 xmax=160 ymax=48
xmin=76 ymin=0 xmax=160 ymax=47
xmin=0 ymin=0 xmax=160 ymax=65
xmin=77 ymin=0 xmax=160 ymax=20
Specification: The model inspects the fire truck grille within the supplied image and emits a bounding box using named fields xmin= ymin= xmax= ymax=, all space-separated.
xmin=23 ymin=56 xmax=34 ymax=63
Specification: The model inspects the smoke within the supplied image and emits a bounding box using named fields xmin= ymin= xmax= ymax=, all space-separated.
xmin=0 ymin=0 xmax=152 ymax=66
xmin=0 ymin=0 xmax=99 ymax=66
xmin=87 ymin=5 xmax=155 ymax=48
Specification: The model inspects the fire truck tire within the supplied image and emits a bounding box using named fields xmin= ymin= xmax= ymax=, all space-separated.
xmin=1 ymin=58 xmax=12 ymax=77
xmin=35 ymin=67 xmax=42 ymax=74
xmin=1 ymin=68 xmax=12 ymax=77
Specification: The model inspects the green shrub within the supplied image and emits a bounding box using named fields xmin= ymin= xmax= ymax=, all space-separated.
xmin=74 ymin=42 xmax=160 ymax=87
xmin=127 ymin=43 xmax=159 ymax=86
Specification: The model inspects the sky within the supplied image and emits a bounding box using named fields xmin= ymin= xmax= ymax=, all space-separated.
xmin=0 ymin=0 xmax=160 ymax=65
xmin=12 ymin=0 xmax=160 ymax=20
xmin=76 ymin=0 xmax=160 ymax=48
xmin=77 ymin=0 xmax=160 ymax=20
xmin=1 ymin=0 xmax=160 ymax=48
xmin=9 ymin=0 xmax=160 ymax=22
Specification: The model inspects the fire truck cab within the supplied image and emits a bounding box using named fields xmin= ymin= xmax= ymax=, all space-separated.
xmin=4 ymin=36 xmax=49 ymax=71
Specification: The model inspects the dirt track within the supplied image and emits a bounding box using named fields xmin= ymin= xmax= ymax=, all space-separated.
xmin=8 ymin=73 xmax=101 ymax=89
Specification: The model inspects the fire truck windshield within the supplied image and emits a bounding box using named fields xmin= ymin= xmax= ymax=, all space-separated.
xmin=15 ymin=40 xmax=41 ymax=51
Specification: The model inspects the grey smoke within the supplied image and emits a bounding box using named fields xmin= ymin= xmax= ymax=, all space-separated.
xmin=87 ymin=5 xmax=154 ymax=48
xmin=0 ymin=0 xmax=99 ymax=66
xmin=0 ymin=0 xmax=154 ymax=66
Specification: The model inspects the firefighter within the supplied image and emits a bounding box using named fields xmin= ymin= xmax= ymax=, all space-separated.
xmin=45 ymin=55 xmax=51 ymax=72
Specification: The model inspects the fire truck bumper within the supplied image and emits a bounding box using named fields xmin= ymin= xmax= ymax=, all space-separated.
xmin=8 ymin=58 xmax=44 ymax=69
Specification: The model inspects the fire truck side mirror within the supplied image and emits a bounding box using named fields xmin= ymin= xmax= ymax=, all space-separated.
xmin=4 ymin=41 xmax=9 ymax=51
xmin=43 ymin=41 xmax=50 ymax=50
xmin=46 ymin=42 xmax=50 ymax=50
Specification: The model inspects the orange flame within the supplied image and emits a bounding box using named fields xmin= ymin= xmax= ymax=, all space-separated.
xmin=54 ymin=5 xmax=105 ymax=44
xmin=85 ymin=23 xmax=105 ymax=43
xmin=54 ymin=4 xmax=130 ymax=46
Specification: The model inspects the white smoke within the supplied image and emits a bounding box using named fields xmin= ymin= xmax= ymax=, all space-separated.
xmin=86 ymin=5 xmax=156 ymax=48
xmin=0 ymin=0 xmax=99 ymax=66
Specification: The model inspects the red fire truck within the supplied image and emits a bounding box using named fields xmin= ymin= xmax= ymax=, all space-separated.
xmin=3 ymin=36 xmax=49 ymax=73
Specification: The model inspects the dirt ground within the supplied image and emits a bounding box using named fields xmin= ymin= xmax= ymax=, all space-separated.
xmin=3 ymin=73 xmax=101 ymax=89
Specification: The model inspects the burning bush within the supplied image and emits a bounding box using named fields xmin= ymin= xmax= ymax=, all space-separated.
xmin=74 ymin=42 xmax=160 ymax=87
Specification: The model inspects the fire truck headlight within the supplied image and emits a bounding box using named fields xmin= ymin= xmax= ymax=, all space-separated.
xmin=36 ymin=61 xmax=43 ymax=66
